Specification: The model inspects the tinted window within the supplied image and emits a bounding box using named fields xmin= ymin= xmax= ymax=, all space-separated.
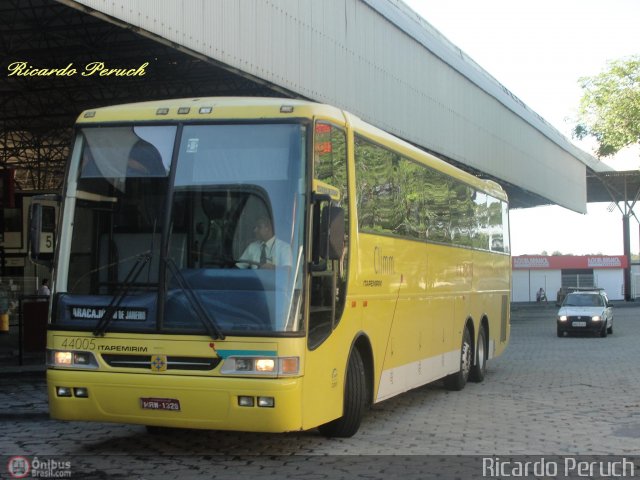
xmin=354 ymin=134 xmax=509 ymax=253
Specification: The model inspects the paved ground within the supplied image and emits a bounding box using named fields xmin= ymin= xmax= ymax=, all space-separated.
xmin=1 ymin=304 xmax=639 ymax=478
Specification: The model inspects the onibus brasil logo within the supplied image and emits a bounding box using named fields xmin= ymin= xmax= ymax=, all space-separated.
xmin=7 ymin=456 xmax=30 ymax=478
xmin=7 ymin=456 xmax=72 ymax=478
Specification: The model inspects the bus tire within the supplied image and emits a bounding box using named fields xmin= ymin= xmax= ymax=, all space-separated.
xmin=469 ymin=326 xmax=487 ymax=383
xmin=318 ymin=348 xmax=367 ymax=438
xmin=444 ymin=327 xmax=472 ymax=391
xmin=145 ymin=425 xmax=170 ymax=435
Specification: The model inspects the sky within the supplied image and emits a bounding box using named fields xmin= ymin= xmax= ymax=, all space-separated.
xmin=402 ymin=0 xmax=640 ymax=256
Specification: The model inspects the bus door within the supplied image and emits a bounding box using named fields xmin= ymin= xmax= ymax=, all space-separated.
xmin=302 ymin=121 xmax=351 ymax=429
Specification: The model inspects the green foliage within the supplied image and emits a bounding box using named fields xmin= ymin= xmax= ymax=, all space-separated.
xmin=574 ymin=56 xmax=640 ymax=157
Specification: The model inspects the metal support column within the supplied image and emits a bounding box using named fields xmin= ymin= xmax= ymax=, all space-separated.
xmin=623 ymin=214 xmax=631 ymax=301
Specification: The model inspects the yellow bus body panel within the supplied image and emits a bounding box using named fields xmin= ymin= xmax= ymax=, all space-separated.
xmin=47 ymin=332 xmax=308 ymax=432
xmin=47 ymin=369 xmax=302 ymax=432
xmin=300 ymin=312 xmax=364 ymax=430
xmin=351 ymin=233 xmax=510 ymax=402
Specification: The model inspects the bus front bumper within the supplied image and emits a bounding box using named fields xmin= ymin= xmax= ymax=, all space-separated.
xmin=47 ymin=369 xmax=303 ymax=432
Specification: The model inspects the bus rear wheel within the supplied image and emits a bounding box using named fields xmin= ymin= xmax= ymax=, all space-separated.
xmin=444 ymin=327 xmax=472 ymax=391
xmin=469 ymin=326 xmax=487 ymax=383
xmin=318 ymin=348 xmax=367 ymax=438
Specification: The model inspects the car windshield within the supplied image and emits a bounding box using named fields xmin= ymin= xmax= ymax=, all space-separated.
xmin=563 ymin=294 xmax=603 ymax=307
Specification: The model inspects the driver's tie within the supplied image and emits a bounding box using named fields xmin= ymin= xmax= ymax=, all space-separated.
xmin=260 ymin=243 xmax=267 ymax=264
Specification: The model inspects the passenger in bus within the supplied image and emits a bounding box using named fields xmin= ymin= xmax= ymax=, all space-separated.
xmin=237 ymin=216 xmax=292 ymax=269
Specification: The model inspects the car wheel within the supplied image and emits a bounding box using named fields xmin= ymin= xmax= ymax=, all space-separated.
xmin=600 ymin=323 xmax=608 ymax=337
xmin=607 ymin=319 xmax=613 ymax=334
xmin=557 ymin=326 xmax=564 ymax=337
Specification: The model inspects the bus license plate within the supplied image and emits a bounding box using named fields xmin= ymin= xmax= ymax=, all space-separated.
xmin=572 ymin=321 xmax=587 ymax=327
xmin=140 ymin=397 xmax=181 ymax=411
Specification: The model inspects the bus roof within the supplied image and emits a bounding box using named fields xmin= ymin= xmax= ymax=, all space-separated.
xmin=76 ymin=97 xmax=344 ymax=125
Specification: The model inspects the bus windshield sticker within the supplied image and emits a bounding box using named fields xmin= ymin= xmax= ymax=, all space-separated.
xmin=186 ymin=138 xmax=199 ymax=153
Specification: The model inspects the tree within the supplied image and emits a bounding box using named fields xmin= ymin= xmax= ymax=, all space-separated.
xmin=574 ymin=56 xmax=640 ymax=158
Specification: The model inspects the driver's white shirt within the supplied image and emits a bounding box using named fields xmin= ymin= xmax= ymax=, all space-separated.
xmin=237 ymin=236 xmax=292 ymax=269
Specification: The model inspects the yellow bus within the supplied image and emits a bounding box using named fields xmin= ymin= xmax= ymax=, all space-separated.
xmin=39 ymin=97 xmax=510 ymax=437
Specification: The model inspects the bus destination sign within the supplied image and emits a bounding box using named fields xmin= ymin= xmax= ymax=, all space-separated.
xmin=70 ymin=306 xmax=148 ymax=321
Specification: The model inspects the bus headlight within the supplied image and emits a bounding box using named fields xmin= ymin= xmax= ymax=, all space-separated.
xmin=255 ymin=358 xmax=276 ymax=372
xmin=221 ymin=356 xmax=299 ymax=376
xmin=47 ymin=350 xmax=99 ymax=369
xmin=54 ymin=351 xmax=73 ymax=365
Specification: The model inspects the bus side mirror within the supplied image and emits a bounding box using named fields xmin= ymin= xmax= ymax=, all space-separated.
xmin=311 ymin=193 xmax=345 ymax=270
xmin=321 ymin=205 xmax=344 ymax=261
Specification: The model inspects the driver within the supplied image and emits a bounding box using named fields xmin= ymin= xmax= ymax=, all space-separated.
xmin=237 ymin=216 xmax=292 ymax=269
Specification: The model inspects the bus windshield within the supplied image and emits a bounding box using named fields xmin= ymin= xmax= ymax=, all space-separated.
xmin=58 ymin=123 xmax=307 ymax=335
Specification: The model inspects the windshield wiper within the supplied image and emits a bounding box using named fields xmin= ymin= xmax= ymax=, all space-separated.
xmin=94 ymin=251 xmax=152 ymax=337
xmin=165 ymin=258 xmax=225 ymax=340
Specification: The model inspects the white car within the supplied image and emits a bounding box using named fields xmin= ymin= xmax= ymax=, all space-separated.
xmin=557 ymin=290 xmax=614 ymax=337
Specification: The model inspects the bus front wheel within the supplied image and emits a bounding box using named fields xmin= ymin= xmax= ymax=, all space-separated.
xmin=318 ymin=348 xmax=367 ymax=438
xmin=444 ymin=327 xmax=472 ymax=391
